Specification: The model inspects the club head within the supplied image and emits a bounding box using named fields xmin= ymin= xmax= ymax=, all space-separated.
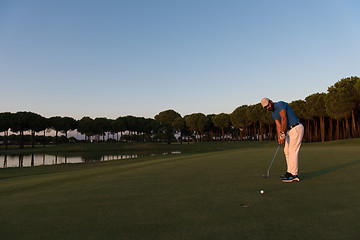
xmin=262 ymin=174 xmax=269 ymax=178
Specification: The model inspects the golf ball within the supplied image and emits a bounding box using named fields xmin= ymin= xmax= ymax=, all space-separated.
xmin=260 ymin=190 xmax=264 ymax=194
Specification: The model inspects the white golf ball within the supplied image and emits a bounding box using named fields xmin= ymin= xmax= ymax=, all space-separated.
xmin=260 ymin=190 xmax=264 ymax=194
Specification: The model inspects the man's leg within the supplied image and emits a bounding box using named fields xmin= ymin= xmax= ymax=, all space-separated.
xmin=284 ymin=132 xmax=290 ymax=173
xmin=286 ymin=124 xmax=304 ymax=175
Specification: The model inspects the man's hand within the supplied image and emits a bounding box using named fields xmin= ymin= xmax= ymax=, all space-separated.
xmin=278 ymin=132 xmax=286 ymax=145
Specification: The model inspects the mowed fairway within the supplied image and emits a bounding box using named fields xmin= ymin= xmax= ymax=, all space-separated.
xmin=1 ymin=139 xmax=360 ymax=240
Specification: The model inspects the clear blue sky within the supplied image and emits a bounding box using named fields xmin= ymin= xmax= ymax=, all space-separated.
xmin=1 ymin=0 xmax=359 ymax=119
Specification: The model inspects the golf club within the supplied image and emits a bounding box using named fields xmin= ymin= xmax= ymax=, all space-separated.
xmin=263 ymin=145 xmax=280 ymax=178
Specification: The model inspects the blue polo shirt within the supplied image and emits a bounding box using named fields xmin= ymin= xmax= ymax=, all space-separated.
xmin=272 ymin=101 xmax=299 ymax=129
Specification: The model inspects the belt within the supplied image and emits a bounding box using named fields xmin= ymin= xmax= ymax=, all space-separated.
xmin=290 ymin=122 xmax=300 ymax=130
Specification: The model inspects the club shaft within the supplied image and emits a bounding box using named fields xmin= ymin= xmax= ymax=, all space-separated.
xmin=266 ymin=145 xmax=280 ymax=176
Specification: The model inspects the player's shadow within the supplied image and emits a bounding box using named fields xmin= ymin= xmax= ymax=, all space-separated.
xmin=301 ymin=160 xmax=360 ymax=181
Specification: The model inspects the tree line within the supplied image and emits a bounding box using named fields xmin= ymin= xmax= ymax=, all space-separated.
xmin=0 ymin=76 xmax=359 ymax=148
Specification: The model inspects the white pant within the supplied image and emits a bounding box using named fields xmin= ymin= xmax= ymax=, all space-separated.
xmin=284 ymin=124 xmax=304 ymax=176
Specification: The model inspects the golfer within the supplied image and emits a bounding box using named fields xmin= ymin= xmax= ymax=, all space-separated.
xmin=261 ymin=98 xmax=304 ymax=182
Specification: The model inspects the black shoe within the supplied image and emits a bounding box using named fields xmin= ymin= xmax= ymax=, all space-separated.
xmin=280 ymin=172 xmax=291 ymax=179
xmin=281 ymin=173 xmax=300 ymax=183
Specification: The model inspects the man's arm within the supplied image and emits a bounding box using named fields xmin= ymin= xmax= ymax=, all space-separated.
xmin=275 ymin=109 xmax=287 ymax=145
xmin=279 ymin=109 xmax=287 ymax=133
xmin=275 ymin=119 xmax=281 ymax=138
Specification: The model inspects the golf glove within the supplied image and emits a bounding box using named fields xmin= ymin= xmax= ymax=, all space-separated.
xmin=280 ymin=132 xmax=286 ymax=140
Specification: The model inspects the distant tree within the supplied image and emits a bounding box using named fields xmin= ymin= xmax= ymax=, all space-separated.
xmin=144 ymin=118 xmax=160 ymax=142
xmin=230 ymin=105 xmax=249 ymax=141
xmin=77 ymin=117 xmax=94 ymax=142
xmin=10 ymin=112 xmax=32 ymax=148
xmin=212 ymin=113 xmax=231 ymax=141
xmin=326 ymin=77 xmax=358 ymax=138
xmin=49 ymin=116 xmax=63 ymax=145
xmin=28 ymin=112 xmax=48 ymax=148
xmin=62 ymin=117 xmax=77 ymax=139
xmin=184 ymin=113 xmax=209 ymax=142
xmin=135 ymin=117 xmax=147 ymax=142
xmin=155 ymin=110 xmax=181 ymax=144
xmin=355 ymin=78 xmax=360 ymax=135
xmin=106 ymin=119 xmax=117 ymax=140
xmin=104 ymin=118 xmax=113 ymax=141
xmin=255 ymin=104 xmax=274 ymax=141
xmin=290 ymin=99 xmax=314 ymax=142
xmin=289 ymin=100 xmax=312 ymax=141
xmin=205 ymin=114 xmax=216 ymax=141
xmin=305 ymin=93 xmax=327 ymax=142
xmin=151 ymin=118 xmax=161 ymax=133
xmin=172 ymin=117 xmax=186 ymax=144
xmin=113 ymin=117 xmax=126 ymax=141
xmin=247 ymin=104 xmax=263 ymax=141
xmin=0 ymin=112 xmax=13 ymax=149
xmin=93 ymin=117 xmax=110 ymax=141
xmin=123 ymin=115 xmax=137 ymax=142
xmin=355 ymin=78 xmax=360 ymax=100
xmin=261 ymin=108 xmax=274 ymax=141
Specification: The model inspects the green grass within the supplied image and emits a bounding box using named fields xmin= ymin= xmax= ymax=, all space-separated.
xmin=1 ymin=139 xmax=360 ymax=239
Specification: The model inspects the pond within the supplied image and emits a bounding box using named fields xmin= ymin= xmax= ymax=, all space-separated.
xmin=0 ymin=152 xmax=182 ymax=168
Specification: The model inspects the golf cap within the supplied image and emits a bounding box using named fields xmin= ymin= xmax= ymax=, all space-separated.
xmin=261 ymin=98 xmax=270 ymax=108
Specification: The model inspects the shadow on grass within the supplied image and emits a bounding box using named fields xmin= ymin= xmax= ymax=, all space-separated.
xmin=301 ymin=160 xmax=360 ymax=181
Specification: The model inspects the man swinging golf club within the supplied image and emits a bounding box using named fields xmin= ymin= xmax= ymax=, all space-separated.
xmin=261 ymin=98 xmax=304 ymax=182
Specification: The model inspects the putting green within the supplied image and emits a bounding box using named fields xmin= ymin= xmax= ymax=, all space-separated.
xmin=1 ymin=139 xmax=359 ymax=239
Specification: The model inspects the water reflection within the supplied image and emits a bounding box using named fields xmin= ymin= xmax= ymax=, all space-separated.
xmin=0 ymin=153 xmax=142 ymax=168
